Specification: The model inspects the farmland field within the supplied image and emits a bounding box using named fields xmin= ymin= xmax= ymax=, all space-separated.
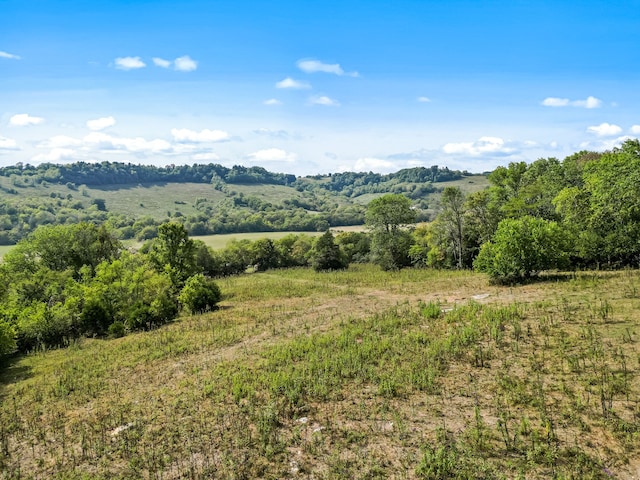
xmin=1 ymin=265 xmax=639 ymax=479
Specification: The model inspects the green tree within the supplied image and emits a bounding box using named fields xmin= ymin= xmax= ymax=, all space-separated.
xmin=474 ymin=216 xmax=571 ymax=283
xmin=438 ymin=187 xmax=466 ymax=268
xmin=366 ymin=194 xmax=416 ymax=270
xmin=310 ymin=230 xmax=348 ymax=272
xmin=149 ymin=222 xmax=197 ymax=287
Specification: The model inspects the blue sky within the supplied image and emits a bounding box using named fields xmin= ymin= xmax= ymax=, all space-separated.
xmin=1 ymin=0 xmax=640 ymax=175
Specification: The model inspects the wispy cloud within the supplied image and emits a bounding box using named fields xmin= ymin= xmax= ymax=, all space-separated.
xmin=153 ymin=57 xmax=172 ymax=68
xmin=417 ymin=96 xmax=431 ymax=103
xmin=442 ymin=136 xmax=516 ymax=156
xmin=192 ymin=152 xmax=220 ymax=161
xmin=296 ymin=59 xmax=358 ymax=77
xmin=0 ymin=51 xmax=20 ymax=60
xmin=579 ymin=136 xmax=633 ymax=152
xmin=171 ymin=128 xmax=229 ymax=142
xmin=87 ymin=116 xmax=116 ymax=131
xmin=114 ymin=56 xmax=146 ymax=70
xmin=309 ymin=95 xmax=340 ymax=107
xmin=247 ymin=148 xmax=296 ymax=163
xmin=542 ymin=96 xmax=602 ymax=108
xmin=38 ymin=135 xmax=82 ymax=148
xmin=174 ymin=55 xmax=198 ymax=72
xmin=0 ymin=136 xmax=19 ymax=152
xmin=353 ymin=157 xmax=396 ymax=173
xmin=263 ymin=98 xmax=282 ymax=106
xmin=253 ymin=128 xmax=290 ymax=139
xmin=630 ymin=125 xmax=640 ymax=135
xmin=587 ymin=122 xmax=622 ymax=136
xmin=32 ymin=148 xmax=76 ymax=163
xmin=10 ymin=113 xmax=44 ymax=126
xmin=275 ymin=77 xmax=311 ymax=89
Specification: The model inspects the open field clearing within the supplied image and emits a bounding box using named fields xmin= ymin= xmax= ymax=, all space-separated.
xmin=1 ymin=265 xmax=639 ymax=479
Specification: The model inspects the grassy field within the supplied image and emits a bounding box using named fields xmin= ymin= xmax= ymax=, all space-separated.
xmin=1 ymin=265 xmax=639 ymax=479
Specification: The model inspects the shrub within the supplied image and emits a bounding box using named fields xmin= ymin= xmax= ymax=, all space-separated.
xmin=179 ymin=274 xmax=222 ymax=314
xmin=474 ymin=216 xmax=571 ymax=284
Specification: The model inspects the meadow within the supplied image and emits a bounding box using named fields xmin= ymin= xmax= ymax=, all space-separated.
xmin=1 ymin=265 xmax=639 ymax=479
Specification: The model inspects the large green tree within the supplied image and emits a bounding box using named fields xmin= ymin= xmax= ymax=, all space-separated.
xmin=366 ymin=194 xmax=416 ymax=270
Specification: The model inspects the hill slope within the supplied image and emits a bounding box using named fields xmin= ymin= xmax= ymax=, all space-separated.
xmin=0 ymin=162 xmax=488 ymax=244
xmin=1 ymin=265 xmax=638 ymax=478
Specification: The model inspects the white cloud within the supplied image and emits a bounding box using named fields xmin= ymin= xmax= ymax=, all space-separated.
xmin=174 ymin=55 xmax=198 ymax=72
xmin=153 ymin=57 xmax=171 ymax=68
xmin=309 ymin=95 xmax=340 ymax=107
xmin=115 ymin=57 xmax=146 ymax=70
xmin=0 ymin=136 xmax=19 ymax=151
xmin=579 ymin=136 xmax=634 ymax=152
xmin=114 ymin=56 xmax=146 ymax=70
xmin=263 ymin=98 xmax=282 ymax=106
xmin=10 ymin=113 xmax=44 ymax=126
xmin=38 ymin=135 xmax=82 ymax=148
xmin=0 ymin=51 xmax=20 ymax=60
xmin=83 ymin=132 xmax=173 ymax=153
xmin=630 ymin=125 xmax=640 ymax=135
xmin=192 ymin=152 xmax=220 ymax=161
xmin=32 ymin=148 xmax=76 ymax=163
xmin=247 ymin=148 xmax=296 ymax=163
xmin=353 ymin=157 xmax=396 ymax=173
xmin=275 ymin=77 xmax=311 ymax=89
xmin=417 ymin=96 xmax=431 ymax=103
xmin=442 ymin=136 xmax=515 ymax=156
xmin=542 ymin=96 xmax=602 ymax=108
xmin=296 ymin=59 xmax=358 ymax=77
xmin=86 ymin=116 xmax=116 ymax=131
xmin=171 ymin=128 xmax=229 ymax=143
xmin=587 ymin=123 xmax=623 ymax=136
xmin=253 ymin=128 xmax=289 ymax=139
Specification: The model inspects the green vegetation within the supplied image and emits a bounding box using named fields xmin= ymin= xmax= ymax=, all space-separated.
xmin=1 ymin=266 xmax=639 ymax=478
xmin=2 ymin=141 xmax=640 ymax=477
xmin=0 ymin=162 xmax=482 ymax=244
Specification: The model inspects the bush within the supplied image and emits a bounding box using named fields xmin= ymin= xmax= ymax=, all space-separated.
xmin=474 ymin=216 xmax=571 ymax=284
xmin=179 ymin=274 xmax=222 ymax=314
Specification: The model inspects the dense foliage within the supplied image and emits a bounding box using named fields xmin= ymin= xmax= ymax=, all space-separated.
xmin=0 ymin=162 xmax=468 ymax=243
xmin=0 ymin=222 xmax=221 ymax=353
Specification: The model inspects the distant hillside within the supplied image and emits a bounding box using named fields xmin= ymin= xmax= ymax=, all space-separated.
xmin=0 ymin=161 xmax=488 ymax=244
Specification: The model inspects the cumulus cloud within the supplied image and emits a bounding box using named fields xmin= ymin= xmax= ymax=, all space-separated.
xmin=38 ymin=135 xmax=82 ymax=148
xmin=275 ymin=77 xmax=311 ymax=89
xmin=309 ymin=95 xmax=340 ymax=107
xmin=171 ymin=128 xmax=229 ymax=143
xmin=246 ymin=148 xmax=296 ymax=163
xmin=114 ymin=56 xmax=146 ymax=70
xmin=630 ymin=125 xmax=640 ymax=135
xmin=0 ymin=136 xmax=19 ymax=152
xmin=417 ymin=96 xmax=431 ymax=103
xmin=442 ymin=136 xmax=515 ymax=156
xmin=87 ymin=116 xmax=116 ymax=131
xmin=153 ymin=57 xmax=172 ymax=68
xmin=587 ymin=123 xmax=623 ymax=136
xmin=542 ymin=96 xmax=602 ymax=108
xmin=579 ymin=136 xmax=634 ymax=152
xmin=296 ymin=59 xmax=358 ymax=77
xmin=353 ymin=157 xmax=396 ymax=173
xmin=174 ymin=55 xmax=198 ymax=72
xmin=263 ymin=98 xmax=282 ymax=106
xmin=84 ymin=132 xmax=173 ymax=153
xmin=0 ymin=51 xmax=20 ymax=60
xmin=32 ymin=148 xmax=76 ymax=163
xmin=10 ymin=113 xmax=44 ymax=126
